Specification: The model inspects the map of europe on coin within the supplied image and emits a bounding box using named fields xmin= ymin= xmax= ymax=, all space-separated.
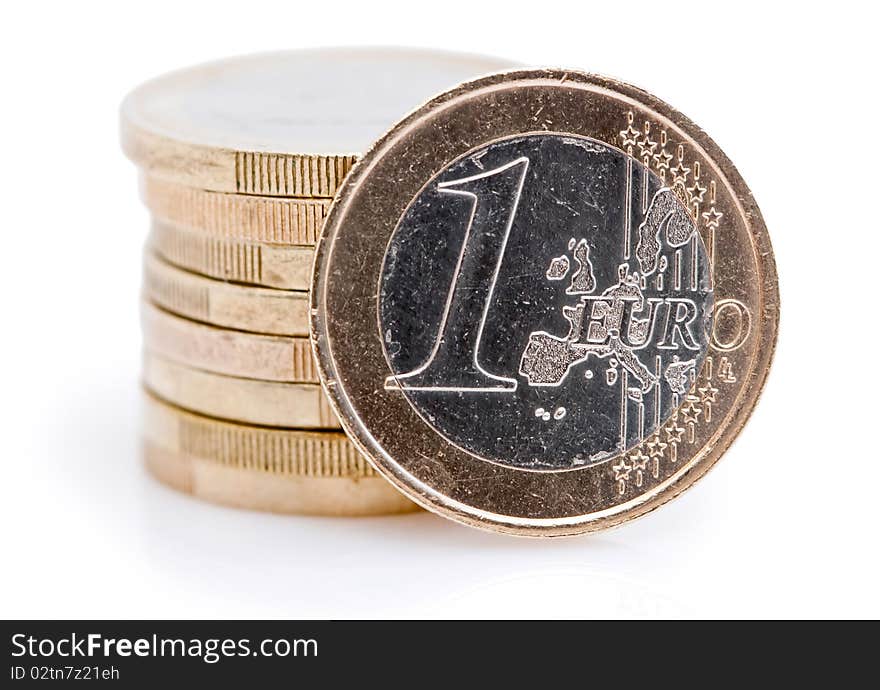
xmin=379 ymin=134 xmax=713 ymax=470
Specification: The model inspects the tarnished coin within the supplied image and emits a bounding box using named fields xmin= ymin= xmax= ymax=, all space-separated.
xmin=143 ymin=352 xmax=339 ymax=428
xmin=311 ymin=70 xmax=779 ymax=536
xmin=143 ymin=252 xmax=309 ymax=336
xmin=150 ymin=221 xmax=315 ymax=291
xmin=121 ymin=48 xmax=517 ymax=197
xmin=143 ymin=392 xmax=415 ymax=516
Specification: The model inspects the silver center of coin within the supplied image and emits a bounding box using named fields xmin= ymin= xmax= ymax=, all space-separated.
xmin=379 ymin=133 xmax=713 ymax=470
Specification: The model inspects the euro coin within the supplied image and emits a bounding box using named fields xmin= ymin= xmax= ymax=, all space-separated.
xmin=121 ymin=48 xmax=518 ymax=197
xmin=149 ymin=221 xmax=315 ymax=291
xmin=143 ymin=392 xmax=416 ymax=516
xmin=141 ymin=301 xmax=316 ymax=383
xmin=143 ymin=252 xmax=309 ymax=336
xmin=311 ymin=70 xmax=779 ymax=536
xmin=143 ymin=352 xmax=339 ymax=428
xmin=141 ymin=176 xmax=329 ymax=245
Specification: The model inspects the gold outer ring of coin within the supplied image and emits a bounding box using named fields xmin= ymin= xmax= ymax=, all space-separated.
xmin=143 ymin=251 xmax=309 ymax=336
xmin=311 ymin=69 xmax=780 ymax=536
xmin=143 ymin=391 xmax=417 ymax=516
xmin=141 ymin=301 xmax=317 ymax=383
xmin=150 ymin=221 xmax=315 ymax=291
xmin=143 ymin=352 xmax=339 ymax=429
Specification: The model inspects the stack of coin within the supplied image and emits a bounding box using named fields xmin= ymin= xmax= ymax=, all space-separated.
xmin=121 ymin=48 xmax=515 ymax=515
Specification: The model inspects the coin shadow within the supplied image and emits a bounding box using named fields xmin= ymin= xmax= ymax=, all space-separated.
xmin=44 ymin=369 xmax=142 ymax=516
xmin=44 ymin=371 xmax=698 ymax=617
xmin=138 ymin=471 xmax=698 ymax=616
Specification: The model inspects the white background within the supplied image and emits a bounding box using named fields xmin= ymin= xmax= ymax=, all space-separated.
xmin=2 ymin=1 xmax=877 ymax=619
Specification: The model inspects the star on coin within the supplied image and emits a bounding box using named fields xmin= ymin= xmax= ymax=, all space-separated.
xmin=619 ymin=124 xmax=641 ymax=148
xmin=629 ymin=449 xmax=650 ymax=472
xmin=638 ymin=135 xmax=658 ymax=159
xmin=681 ymin=398 xmax=702 ymax=425
xmin=702 ymin=207 xmax=723 ymax=228
xmin=646 ymin=435 xmax=668 ymax=458
xmin=688 ymin=180 xmax=707 ymax=203
xmin=665 ymin=418 xmax=686 ymax=443
xmin=613 ymin=458 xmax=633 ymax=481
xmin=698 ymin=382 xmax=719 ymax=404
xmin=670 ymin=160 xmax=691 ymax=183
xmin=654 ymin=148 xmax=673 ymax=170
